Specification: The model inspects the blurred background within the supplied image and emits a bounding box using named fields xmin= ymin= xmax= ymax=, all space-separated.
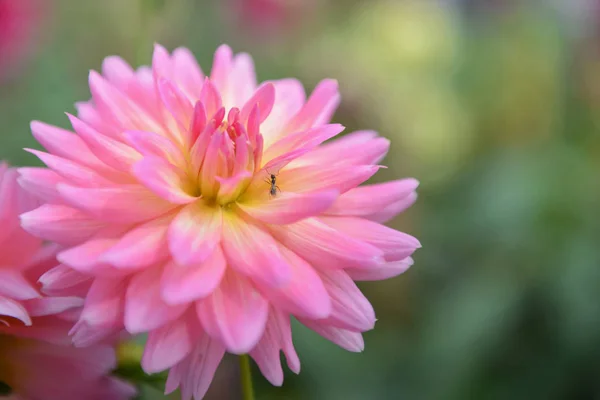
xmin=1 ymin=0 xmax=600 ymax=399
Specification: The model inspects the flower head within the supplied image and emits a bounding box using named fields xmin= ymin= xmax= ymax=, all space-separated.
xmin=21 ymin=44 xmax=420 ymax=399
xmin=0 ymin=163 xmax=135 ymax=400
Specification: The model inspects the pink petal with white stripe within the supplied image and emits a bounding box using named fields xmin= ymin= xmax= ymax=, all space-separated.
xmin=0 ymin=295 xmax=31 ymax=325
xmin=0 ymin=269 xmax=40 ymax=300
xmin=168 ymin=202 xmax=222 ymax=266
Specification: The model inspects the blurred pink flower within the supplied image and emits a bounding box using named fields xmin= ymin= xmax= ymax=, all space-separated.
xmin=0 ymin=164 xmax=135 ymax=400
xmin=20 ymin=44 xmax=420 ymax=399
xmin=0 ymin=0 xmax=42 ymax=79
xmin=225 ymin=0 xmax=315 ymax=36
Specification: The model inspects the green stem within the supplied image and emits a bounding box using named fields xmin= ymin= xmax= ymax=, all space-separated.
xmin=239 ymin=354 xmax=255 ymax=400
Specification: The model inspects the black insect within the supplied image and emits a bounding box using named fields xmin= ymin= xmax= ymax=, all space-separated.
xmin=264 ymin=170 xmax=281 ymax=197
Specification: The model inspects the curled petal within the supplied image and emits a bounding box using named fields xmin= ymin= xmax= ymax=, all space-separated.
xmin=0 ymin=295 xmax=31 ymax=326
xmin=0 ymin=269 xmax=40 ymax=300
xmin=240 ymin=82 xmax=275 ymax=124
xmin=346 ymin=257 xmax=414 ymax=282
xmin=39 ymin=265 xmax=91 ymax=297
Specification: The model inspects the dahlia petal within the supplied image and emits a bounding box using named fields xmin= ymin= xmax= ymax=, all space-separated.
xmin=230 ymin=52 xmax=257 ymax=106
xmin=57 ymin=236 xmax=126 ymax=277
xmin=299 ymin=319 xmax=364 ymax=352
xmin=367 ymin=193 xmax=418 ymax=223
xmin=17 ymin=168 xmax=65 ymax=203
xmin=167 ymin=333 xmax=225 ymax=399
xmin=75 ymin=277 xmax=125 ymax=331
xmin=39 ymin=265 xmax=91 ymax=296
xmin=142 ymin=317 xmax=193 ymax=373
xmin=325 ymin=178 xmax=419 ymax=219
xmin=132 ymin=156 xmax=198 ymax=204
xmin=168 ymin=202 xmax=222 ymax=266
xmin=319 ymin=269 xmax=376 ymax=331
xmin=320 ymin=216 xmax=421 ymax=261
xmin=260 ymin=246 xmax=331 ymax=319
xmin=102 ymin=56 xmax=135 ymax=88
xmin=172 ymin=47 xmax=205 ymax=100
xmin=261 ymin=79 xmax=306 ymax=146
xmin=198 ymin=79 xmax=223 ymax=118
xmin=57 ymin=184 xmax=176 ymax=224
xmin=210 ymin=44 xmax=233 ymax=101
xmin=250 ymin=308 xmax=300 ymax=386
xmin=160 ymin=247 xmax=226 ymax=305
xmin=29 ymin=121 xmax=119 ymax=175
xmin=216 ymin=171 xmax=253 ymax=204
xmin=0 ymin=295 xmax=31 ymax=326
xmin=67 ymin=114 xmax=142 ymax=171
xmin=123 ymin=130 xmax=184 ymax=167
xmin=279 ymin=164 xmax=381 ymax=194
xmin=20 ymin=204 xmax=106 ymax=246
xmin=25 ymin=297 xmax=84 ymax=317
xmin=0 ymin=269 xmax=40 ymax=300
xmin=288 ymin=130 xmax=390 ymax=169
xmin=26 ymin=149 xmax=114 ymax=187
xmin=157 ymin=77 xmax=193 ymax=137
xmin=240 ymin=82 xmax=275 ymax=124
xmin=89 ymin=70 xmax=163 ymax=133
xmin=197 ymin=270 xmax=268 ymax=354
xmin=221 ymin=212 xmax=291 ymax=286
xmin=151 ymin=43 xmax=173 ymax=80
xmin=238 ymin=190 xmax=339 ymax=225
xmin=125 ymin=266 xmax=188 ymax=334
xmin=101 ymin=216 xmax=171 ymax=270
xmin=284 ymin=79 xmax=340 ymax=134
xmin=346 ymin=257 xmax=414 ymax=281
xmin=270 ymin=218 xmax=384 ymax=269
xmin=263 ymin=123 xmax=345 ymax=162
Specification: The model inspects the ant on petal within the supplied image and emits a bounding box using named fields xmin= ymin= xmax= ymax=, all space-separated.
xmin=264 ymin=169 xmax=281 ymax=198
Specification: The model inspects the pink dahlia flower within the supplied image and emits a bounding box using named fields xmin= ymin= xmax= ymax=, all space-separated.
xmin=0 ymin=164 xmax=136 ymax=399
xmin=20 ymin=44 xmax=420 ymax=399
xmin=0 ymin=0 xmax=42 ymax=79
